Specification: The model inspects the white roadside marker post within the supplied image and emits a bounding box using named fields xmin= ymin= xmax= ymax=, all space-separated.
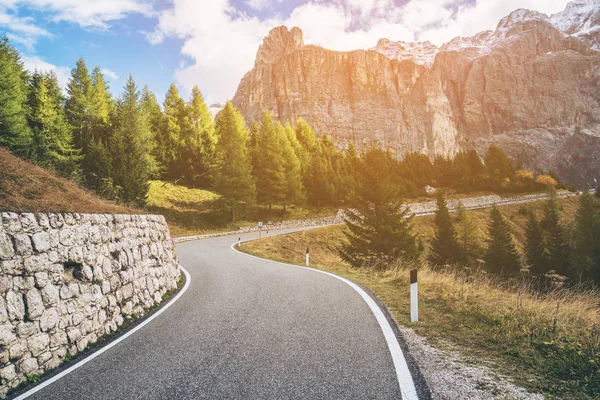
xmin=258 ymin=221 xmax=263 ymax=241
xmin=306 ymin=248 xmax=310 ymax=267
xmin=410 ymin=269 xmax=418 ymax=323
xmin=237 ymin=237 xmax=241 ymax=247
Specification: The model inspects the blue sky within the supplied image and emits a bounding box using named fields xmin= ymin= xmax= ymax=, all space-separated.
xmin=0 ymin=0 xmax=571 ymax=105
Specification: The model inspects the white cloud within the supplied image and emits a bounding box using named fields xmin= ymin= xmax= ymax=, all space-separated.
xmin=21 ymin=54 xmax=71 ymax=89
xmin=417 ymin=0 xmax=573 ymax=44
xmin=0 ymin=10 xmax=52 ymax=49
xmin=246 ymin=0 xmax=271 ymax=11
xmin=148 ymin=0 xmax=573 ymax=104
xmin=13 ymin=0 xmax=152 ymax=29
xmin=101 ymin=68 xmax=118 ymax=81
xmin=1 ymin=0 xmax=150 ymax=53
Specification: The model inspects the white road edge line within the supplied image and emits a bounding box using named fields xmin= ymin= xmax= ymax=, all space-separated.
xmin=14 ymin=265 xmax=192 ymax=400
xmin=231 ymin=239 xmax=419 ymax=400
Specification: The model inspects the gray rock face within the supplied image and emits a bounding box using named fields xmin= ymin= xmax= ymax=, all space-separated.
xmin=31 ymin=232 xmax=50 ymax=253
xmin=0 ymin=212 xmax=181 ymax=395
xmin=232 ymin=2 xmax=600 ymax=186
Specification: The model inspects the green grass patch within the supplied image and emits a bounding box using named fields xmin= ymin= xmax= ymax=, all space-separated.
xmin=147 ymin=180 xmax=338 ymax=237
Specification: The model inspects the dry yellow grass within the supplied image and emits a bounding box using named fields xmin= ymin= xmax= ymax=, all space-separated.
xmin=241 ymin=202 xmax=600 ymax=398
xmin=0 ymin=148 xmax=135 ymax=214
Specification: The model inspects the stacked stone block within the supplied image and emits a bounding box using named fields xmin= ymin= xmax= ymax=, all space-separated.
xmin=0 ymin=212 xmax=180 ymax=397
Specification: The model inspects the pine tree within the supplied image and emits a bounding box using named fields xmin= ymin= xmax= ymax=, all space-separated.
xmin=214 ymin=102 xmax=256 ymax=223
xmin=339 ymin=147 xmax=422 ymax=269
xmin=187 ymin=86 xmax=217 ymax=187
xmin=484 ymin=206 xmax=521 ymax=274
xmin=252 ymin=111 xmax=286 ymax=210
xmin=0 ymin=35 xmax=32 ymax=155
xmin=65 ymin=58 xmax=93 ymax=150
xmin=540 ymin=191 xmax=571 ymax=277
xmin=485 ymin=145 xmax=514 ymax=189
xmin=285 ymin=122 xmax=309 ymax=177
xmin=455 ymin=201 xmax=477 ymax=260
xmin=571 ymin=191 xmax=600 ymax=282
xmin=524 ymin=211 xmax=547 ymax=275
xmin=162 ymin=83 xmax=186 ymax=179
xmin=277 ymin=122 xmax=305 ymax=207
xmin=294 ymin=119 xmax=319 ymax=154
xmin=140 ymin=85 xmax=165 ymax=177
xmin=110 ymin=75 xmax=155 ymax=205
xmin=90 ymin=66 xmax=113 ymax=126
xmin=429 ymin=191 xmax=465 ymax=266
xmin=27 ymin=71 xmax=80 ymax=176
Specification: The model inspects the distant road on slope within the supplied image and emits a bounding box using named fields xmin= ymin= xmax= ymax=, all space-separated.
xmin=21 ymin=226 xmax=425 ymax=400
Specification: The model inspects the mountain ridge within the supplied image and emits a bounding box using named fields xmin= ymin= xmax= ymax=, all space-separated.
xmin=231 ymin=0 xmax=600 ymax=186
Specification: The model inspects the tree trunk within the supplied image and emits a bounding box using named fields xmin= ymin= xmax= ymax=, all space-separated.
xmin=232 ymin=204 xmax=236 ymax=224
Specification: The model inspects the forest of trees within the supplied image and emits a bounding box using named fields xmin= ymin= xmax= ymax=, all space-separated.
xmin=0 ymin=36 xmax=564 ymax=215
xmin=341 ymin=173 xmax=600 ymax=286
xmin=2 ymin=35 xmax=599 ymax=284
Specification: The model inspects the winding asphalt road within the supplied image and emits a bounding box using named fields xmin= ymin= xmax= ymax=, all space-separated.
xmin=17 ymin=227 xmax=424 ymax=399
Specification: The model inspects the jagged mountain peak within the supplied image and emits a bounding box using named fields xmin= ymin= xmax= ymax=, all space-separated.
xmin=552 ymin=0 xmax=600 ymax=50
xmin=255 ymin=26 xmax=304 ymax=66
xmin=232 ymin=0 xmax=600 ymax=186
xmin=372 ymin=39 xmax=439 ymax=67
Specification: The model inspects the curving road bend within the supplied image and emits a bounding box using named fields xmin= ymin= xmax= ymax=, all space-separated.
xmin=18 ymin=227 xmax=422 ymax=400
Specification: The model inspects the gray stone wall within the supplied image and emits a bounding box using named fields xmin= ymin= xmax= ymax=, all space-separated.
xmin=0 ymin=212 xmax=181 ymax=396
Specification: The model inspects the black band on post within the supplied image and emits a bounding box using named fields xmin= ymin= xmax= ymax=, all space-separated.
xmin=410 ymin=269 xmax=418 ymax=284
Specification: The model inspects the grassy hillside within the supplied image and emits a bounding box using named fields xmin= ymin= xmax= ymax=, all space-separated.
xmin=240 ymin=197 xmax=600 ymax=399
xmin=0 ymin=150 xmax=337 ymax=237
xmin=0 ymin=148 xmax=135 ymax=215
xmin=147 ymin=180 xmax=338 ymax=237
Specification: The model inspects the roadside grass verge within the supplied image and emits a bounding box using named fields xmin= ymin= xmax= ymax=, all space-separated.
xmin=240 ymin=198 xmax=600 ymax=399
xmin=147 ymin=180 xmax=337 ymax=237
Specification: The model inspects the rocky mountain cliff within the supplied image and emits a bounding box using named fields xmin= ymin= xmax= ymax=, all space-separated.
xmin=231 ymin=0 xmax=600 ymax=187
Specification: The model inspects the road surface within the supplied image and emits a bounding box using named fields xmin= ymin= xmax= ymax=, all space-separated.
xmin=17 ymin=227 xmax=424 ymax=399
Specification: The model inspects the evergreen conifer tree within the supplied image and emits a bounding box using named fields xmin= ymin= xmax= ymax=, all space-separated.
xmin=65 ymin=58 xmax=93 ymax=150
xmin=339 ymin=147 xmax=421 ymax=268
xmin=27 ymin=71 xmax=80 ymax=176
xmin=285 ymin=122 xmax=309 ymax=177
xmin=140 ymin=85 xmax=165 ymax=177
xmin=572 ymin=191 xmax=600 ymax=282
xmin=90 ymin=66 xmax=113 ymax=127
xmin=252 ymin=111 xmax=286 ymax=210
xmin=484 ymin=206 xmax=521 ymax=274
xmin=540 ymin=191 xmax=571 ymax=276
xmin=524 ymin=211 xmax=547 ymax=275
xmin=187 ymin=86 xmax=217 ymax=187
xmin=455 ymin=201 xmax=477 ymax=260
xmin=110 ymin=75 xmax=155 ymax=205
xmin=430 ymin=191 xmax=466 ymax=266
xmin=0 ymin=35 xmax=32 ymax=155
xmin=162 ymin=83 xmax=186 ymax=179
xmin=214 ymin=102 xmax=256 ymax=223
xmin=277 ymin=122 xmax=305 ymax=207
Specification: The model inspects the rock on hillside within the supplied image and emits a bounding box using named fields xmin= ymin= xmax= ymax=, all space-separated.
xmin=231 ymin=0 xmax=600 ymax=187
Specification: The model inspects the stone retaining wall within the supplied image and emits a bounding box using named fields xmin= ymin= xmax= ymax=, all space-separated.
xmin=0 ymin=212 xmax=181 ymax=396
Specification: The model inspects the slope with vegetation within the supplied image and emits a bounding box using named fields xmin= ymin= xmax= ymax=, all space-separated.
xmin=241 ymin=193 xmax=600 ymax=398
xmin=242 ymin=144 xmax=600 ymax=398
xmin=0 ymin=34 xmax=570 ymax=231
xmin=0 ymin=147 xmax=133 ymax=214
